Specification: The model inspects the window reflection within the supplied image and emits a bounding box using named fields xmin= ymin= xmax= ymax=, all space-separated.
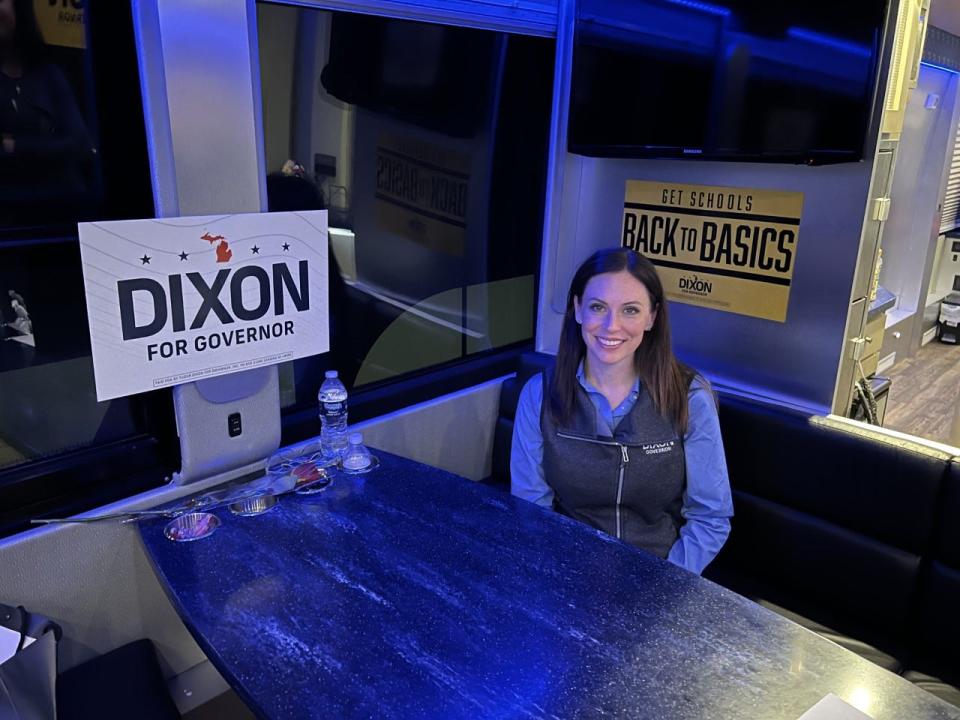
xmin=4 ymin=288 xmax=32 ymax=341
xmin=0 ymin=0 xmax=97 ymax=227
xmin=0 ymin=1 xmax=157 ymax=472
xmin=257 ymin=5 xmax=552 ymax=410
xmin=0 ymin=241 xmax=146 ymax=470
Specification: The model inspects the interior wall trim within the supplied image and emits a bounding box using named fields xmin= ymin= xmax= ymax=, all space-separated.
xmin=261 ymin=0 xmax=558 ymax=37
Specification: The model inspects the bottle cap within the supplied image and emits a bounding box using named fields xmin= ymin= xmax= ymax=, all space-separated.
xmin=324 ymin=370 xmax=338 ymax=379
xmin=349 ymin=432 xmax=363 ymax=444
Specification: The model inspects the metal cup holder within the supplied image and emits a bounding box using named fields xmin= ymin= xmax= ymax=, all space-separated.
xmin=164 ymin=512 xmax=221 ymax=542
xmin=229 ymin=495 xmax=278 ymax=516
xmin=293 ymin=463 xmax=335 ymax=495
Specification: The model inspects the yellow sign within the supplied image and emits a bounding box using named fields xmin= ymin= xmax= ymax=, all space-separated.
xmin=375 ymin=133 xmax=469 ymax=257
xmin=33 ymin=0 xmax=86 ymax=50
xmin=622 ymin=180 xmax=804 ymax=322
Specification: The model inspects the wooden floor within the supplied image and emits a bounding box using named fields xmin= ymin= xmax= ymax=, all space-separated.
xmin=883 ymin=339 xmax=960 ymax=446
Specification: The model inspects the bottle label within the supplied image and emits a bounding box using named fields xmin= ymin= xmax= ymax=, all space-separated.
xmin=323 ymin=402 xmax=345 ymax=413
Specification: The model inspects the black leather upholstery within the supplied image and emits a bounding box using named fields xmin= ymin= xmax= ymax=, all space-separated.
xmin=57 ymin=639 xmax=179 ymax=720
xmin=710 ymin=399 xmax=957 ymax=701
xmin=902 ymin=670 xmax=960 ymax=708
xmin=938 ymin=460 xmax=960 ymax=567
xmin=489 ymin=352 xmax=554 ymax=489
xmin=914 ymin=564 xmax=960 ymax=676
xmin=908 ymin=460 xmax=960 ymax=687
xmin=718 ymin=396 xmax=945 ymax=555
xmin=716 ymin=491 xmax=922 ymax=649
xmin=490 ymin=417 xmax=513 ymax=489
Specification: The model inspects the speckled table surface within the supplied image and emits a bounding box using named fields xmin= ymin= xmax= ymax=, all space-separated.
xmin=139 ymin=451 xmax=960 ymax=720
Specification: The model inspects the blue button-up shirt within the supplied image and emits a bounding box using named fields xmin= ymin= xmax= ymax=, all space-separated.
xmin=511 ymin=365 xmax=733 ymax=575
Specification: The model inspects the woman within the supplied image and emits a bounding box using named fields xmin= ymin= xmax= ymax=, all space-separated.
xmin=511 ymin=248 xmax=732 ymax=575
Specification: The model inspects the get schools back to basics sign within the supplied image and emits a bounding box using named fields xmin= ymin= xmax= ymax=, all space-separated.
xmin=621 ymin=181 xmax=804 ymax=322
xmin=78 ymin=211 xmax=329 ymax=401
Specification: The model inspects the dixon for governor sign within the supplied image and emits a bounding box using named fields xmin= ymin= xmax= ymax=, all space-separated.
xmin=621 ymin=181 xmax=803 ymax=322
xmin=78 ymin=211 xmax=329 ymax=401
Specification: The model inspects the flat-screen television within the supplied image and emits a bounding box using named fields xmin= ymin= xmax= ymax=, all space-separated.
xmin=320 ymin=13 xmax=495 ymax=138
xmin=568 ymin=0 xmax=890 ymax=164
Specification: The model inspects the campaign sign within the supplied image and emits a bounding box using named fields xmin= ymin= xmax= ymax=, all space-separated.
xmin=78 ymin=211 xmax=329 ymax=401
xmin=622 ymin=181 xmax=804 ymax=322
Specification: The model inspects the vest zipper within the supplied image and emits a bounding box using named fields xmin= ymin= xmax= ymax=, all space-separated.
xmin=616 ymin=445 xmax=628 ymax=538
xmin=556 ymin=432 xmax=630 ymax=540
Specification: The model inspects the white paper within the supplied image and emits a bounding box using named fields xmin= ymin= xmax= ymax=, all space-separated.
xmin=78 ymin=211 xmax=330 ymax=400
xmin=797 ymin=694 xmax=874 ymax=720
xmin=0 ymin=624 xmax=36 ymax=666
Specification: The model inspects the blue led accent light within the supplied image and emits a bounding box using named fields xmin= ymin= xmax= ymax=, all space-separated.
xmin=787 ymin=27 xmax=871 ymax=58
xmin=920 ymin=61 xmax=960 ymax=75
xmin=664 ymin=0 xmax=731 ymax=17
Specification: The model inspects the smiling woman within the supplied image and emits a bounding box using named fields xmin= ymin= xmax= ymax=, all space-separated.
xmin=510 ymin=247 xmax=734 ymax=575
xmin=573 ymin=269 xmax=658 ymax=404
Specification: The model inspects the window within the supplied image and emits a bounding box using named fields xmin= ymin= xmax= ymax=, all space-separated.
xmin=0 ymin=1 xmax=555 ymax=535
xmin=0 ymin=1 xmax=175 ymax=535
xmin=256 ymin=4 xmax=554 ymax=437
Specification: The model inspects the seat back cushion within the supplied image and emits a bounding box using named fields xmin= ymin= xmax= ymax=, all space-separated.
xmin=713 ymin=490 xmax=922 ymax=650
xmin=490 ymin=352 xmax=554 ymax=487
xmin=719 ymin=396 xmax=948 ymax=555
xmin=913 ymin=461 xmax=960 ymax=678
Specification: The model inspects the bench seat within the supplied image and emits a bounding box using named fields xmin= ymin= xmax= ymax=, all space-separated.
xmin=492 ymin=352 xmax=960 ymax=707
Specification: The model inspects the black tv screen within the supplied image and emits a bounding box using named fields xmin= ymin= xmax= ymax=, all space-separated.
xmin=568 ymin=0 xmax=889 ymax=164
xmin=320 ymin=13 xmax=495 ymax=138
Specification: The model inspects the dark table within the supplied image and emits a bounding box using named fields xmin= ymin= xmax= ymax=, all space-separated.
xmin=139 ymin=451 xmax=960 ymax=719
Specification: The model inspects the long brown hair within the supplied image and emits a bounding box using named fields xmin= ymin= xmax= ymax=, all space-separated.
xmin=4 ymin=0 xmax=47 ymax=68
xmin=549 ymin=248 xmax=695 ymax=433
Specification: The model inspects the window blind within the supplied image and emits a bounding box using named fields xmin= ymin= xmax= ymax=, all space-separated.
xmin=940 ymin=119 xmax=960 ymax=233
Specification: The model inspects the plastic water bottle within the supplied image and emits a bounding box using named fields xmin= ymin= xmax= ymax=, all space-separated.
xmin=318 ymin=370 xmax=348 ymax=456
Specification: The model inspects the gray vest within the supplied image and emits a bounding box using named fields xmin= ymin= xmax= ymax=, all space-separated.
xmin=541 ymin=370 xmax=686 ymax=558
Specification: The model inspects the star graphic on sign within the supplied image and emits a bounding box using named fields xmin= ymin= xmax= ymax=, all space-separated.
xmin=251 ymin=245 xmax=260 ymax=254
xmin=282 ymin=242 xmax=290 ymax=251
xmin=179 ymin=251 xmax=189 ymax=261
xmin=140 ymin=254 xmax=151 ymax=265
